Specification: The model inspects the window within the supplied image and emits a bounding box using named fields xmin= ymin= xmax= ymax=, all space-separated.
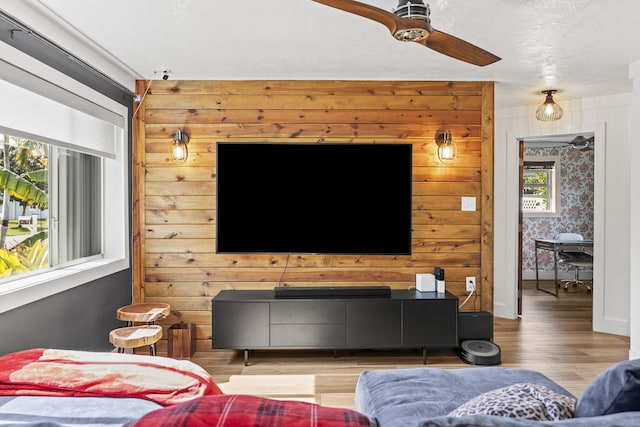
xmin=522 ymin=156 xmax=560 ymax=217
xmin=51 ymin=146 xmax=103 ymax=266
xmin=0 ymin=41 xmax=129 ymax=313
xmin=0 ymin=135 xmax=104 ymax=282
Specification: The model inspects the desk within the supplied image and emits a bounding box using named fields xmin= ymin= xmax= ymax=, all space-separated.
xmin=534 ymin=239 xmax=593 ymax=296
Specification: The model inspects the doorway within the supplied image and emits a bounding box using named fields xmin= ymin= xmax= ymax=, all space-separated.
xmin=517 ymin=132 xmax=595 ymax=316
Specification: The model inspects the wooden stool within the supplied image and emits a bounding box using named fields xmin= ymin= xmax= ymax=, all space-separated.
xmin=116 ymin=303 xmax=170 ymax=325
xmin=109 ymin=325 xmax=162 ymax=355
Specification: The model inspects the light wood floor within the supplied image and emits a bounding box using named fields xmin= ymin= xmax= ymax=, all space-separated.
xmin=189 ymin=281 xmax=630 ymax=409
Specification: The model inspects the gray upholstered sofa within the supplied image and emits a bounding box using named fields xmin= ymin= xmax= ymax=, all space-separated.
xmin=355 ymin=359 xmax=640 ymax=426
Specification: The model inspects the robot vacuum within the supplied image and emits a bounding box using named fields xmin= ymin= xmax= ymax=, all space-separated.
xmin=456 ymin=339 xmax=502 ymax=366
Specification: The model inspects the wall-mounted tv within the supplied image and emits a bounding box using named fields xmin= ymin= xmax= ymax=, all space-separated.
xmin=216 ymin=142 xmax=412 ymax=255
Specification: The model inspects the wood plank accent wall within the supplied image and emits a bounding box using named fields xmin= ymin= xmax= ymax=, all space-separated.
xmin=133 ymin=80 xmax=495 ymax=351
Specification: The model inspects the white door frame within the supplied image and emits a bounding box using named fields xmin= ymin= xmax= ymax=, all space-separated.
xmin=498 ymin=123 xmax=607 ymax=332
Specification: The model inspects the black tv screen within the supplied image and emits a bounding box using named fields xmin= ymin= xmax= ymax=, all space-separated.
xmin=216 ymin=142 xmax=412 ymax=255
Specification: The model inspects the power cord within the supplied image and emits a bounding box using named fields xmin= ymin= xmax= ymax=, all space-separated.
xmin=278 ymin=254 xmax=290 ymax=287
xmin=132 ymin=79 xmax=152 ymax=119
xmin=459 ymin=289 xmax=474 ymax=309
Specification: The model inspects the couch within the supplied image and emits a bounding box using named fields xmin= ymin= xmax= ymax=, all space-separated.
xmin=355 ymin=359 xmax=640 ymax=426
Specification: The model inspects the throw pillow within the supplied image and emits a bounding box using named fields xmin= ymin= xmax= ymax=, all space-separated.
xmin=127 ymin=394 xmax=372 ymax=427
xmin=575 ymin=358 xmax=640 ymax=417
xmin=447 ymin=383 xmax=576 ymax=421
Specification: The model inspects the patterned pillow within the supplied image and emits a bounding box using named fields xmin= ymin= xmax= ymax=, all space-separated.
xmin=447 ymin=383 xmax=576 ymax=421
xmin=127 ymin=394 xmax=372 ymax=427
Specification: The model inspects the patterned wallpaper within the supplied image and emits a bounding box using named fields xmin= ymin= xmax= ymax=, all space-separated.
xmin=522 ymin=145 xmax=594 ymax=276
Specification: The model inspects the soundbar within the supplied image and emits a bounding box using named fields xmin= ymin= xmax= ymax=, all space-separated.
xmin=274 ymin=285 xmax=391 ymax=299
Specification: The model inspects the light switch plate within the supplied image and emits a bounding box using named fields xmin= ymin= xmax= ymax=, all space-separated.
xmin=461 ymin=196 xmax=476 ymax=211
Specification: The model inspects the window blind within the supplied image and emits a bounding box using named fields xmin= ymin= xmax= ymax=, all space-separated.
xmin=0 ymin=57 xmax=122 ymax=158
xmin=524 ymin=161 xmax=555 ymax=170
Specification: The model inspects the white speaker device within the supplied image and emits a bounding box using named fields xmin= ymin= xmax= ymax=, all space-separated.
xmin=416 ymin=273 xmax=435 ymax=292
xmin=435 ymin=267 xmax=446 ymax=294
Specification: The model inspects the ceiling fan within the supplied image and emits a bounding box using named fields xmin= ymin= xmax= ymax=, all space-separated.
xmin=568 ymin=135 xmax=594 ymax=151
xmin=312 ymin=0 xmax=501 ymax=66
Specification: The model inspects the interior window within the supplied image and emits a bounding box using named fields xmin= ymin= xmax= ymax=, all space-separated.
xmin=522 ymin=156 xmax=560 ymax=217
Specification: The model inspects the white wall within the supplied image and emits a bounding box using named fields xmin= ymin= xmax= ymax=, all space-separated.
xmin=628 ymin=61 xmax=640 ymax=359
xmin=494 ymin=88 xmax=632 ymax=340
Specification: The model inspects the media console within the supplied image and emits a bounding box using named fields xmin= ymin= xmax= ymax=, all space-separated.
xmin=212 ymin=288 xmax=458 ymax=365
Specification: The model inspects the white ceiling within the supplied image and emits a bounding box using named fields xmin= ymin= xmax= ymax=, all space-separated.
xmin=9 ymin=0 xmax=640 ymax=109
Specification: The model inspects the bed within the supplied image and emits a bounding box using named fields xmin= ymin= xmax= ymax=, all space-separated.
xmin=0 ymin=348 xmax=372 ymax=427
xmin=0 ymin=348 xmax=221 ymax=426
xmin=0 ymin=395 xmax=160 ymax=426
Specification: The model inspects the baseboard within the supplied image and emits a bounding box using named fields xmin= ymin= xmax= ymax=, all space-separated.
xmin=593 ymin=317 xmax=629 ymax=337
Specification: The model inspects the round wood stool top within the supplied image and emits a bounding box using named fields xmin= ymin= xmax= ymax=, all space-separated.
xmin=109 ymin=325 xmax=162 ymax=349
xmin=116 ymin=303 xmax=170 ymax=323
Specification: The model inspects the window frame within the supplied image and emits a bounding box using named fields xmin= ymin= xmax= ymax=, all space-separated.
xmin=0 ymin=39 xmax=130 ymax=314
xmin=522 ymin=155 xmax=561 ymax=218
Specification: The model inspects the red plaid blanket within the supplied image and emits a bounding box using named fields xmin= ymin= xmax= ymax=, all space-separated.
xmin=128 ymin=394 xmax=372 ymax=426
xmin=0 ymin=348 xmax=222 ymax=406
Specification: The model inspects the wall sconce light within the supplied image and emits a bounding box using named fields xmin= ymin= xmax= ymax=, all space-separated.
xmin=171 ymin=129 xmax=189 ymax=161
xmin=436 ymin=129 xmax=455 ymax=163
xmin=535 ymin=89 xmax=563 ymax=121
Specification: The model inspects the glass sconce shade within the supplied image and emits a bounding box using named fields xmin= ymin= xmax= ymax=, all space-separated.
xmin=535 ymin=90 xmax=563 ymax=121
xmin=171 ymin=129 xmax=189 ymax=161
xmin=437 ymin=129 xmax=455 ymax=162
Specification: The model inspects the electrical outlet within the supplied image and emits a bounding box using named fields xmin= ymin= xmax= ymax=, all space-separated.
xmin=466 ymin=276 xmax=476 ymax=292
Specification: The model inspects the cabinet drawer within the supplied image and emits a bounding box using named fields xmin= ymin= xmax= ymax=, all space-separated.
xmin=270 ymin=323 xmax=346 ymax=347
xmin=270 ymin=301 xmax=345 ymax=324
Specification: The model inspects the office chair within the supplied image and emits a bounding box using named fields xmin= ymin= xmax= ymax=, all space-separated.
xmin=557 ymin=233 xmax=593 ymax=293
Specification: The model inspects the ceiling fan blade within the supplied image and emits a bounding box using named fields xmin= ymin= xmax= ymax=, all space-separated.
xmin=312 ymin=0 xmax=401 ymax=34
xmin=313 ymin=0 xmax=499 ymax=66
xmin=569 ymin=135 xmax=594 ymax=150
xmin=420 ymin=29 xmax=501 ymax=66
xmin=570 ymin=135 xmax=594 ymax=145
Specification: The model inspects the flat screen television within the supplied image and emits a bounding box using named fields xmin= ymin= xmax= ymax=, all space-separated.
xmin=216 ymin=142 xmax=412 ymax=255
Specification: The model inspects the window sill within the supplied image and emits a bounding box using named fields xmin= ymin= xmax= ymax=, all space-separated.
xmin=0 ymin=257 xmax=130 ymax=314
xmin=523 ymin=212 xmax=561 ymax=218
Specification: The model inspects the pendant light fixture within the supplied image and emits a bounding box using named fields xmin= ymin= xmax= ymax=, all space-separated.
xmin=535 ymin=90 xmax=563 ymax=121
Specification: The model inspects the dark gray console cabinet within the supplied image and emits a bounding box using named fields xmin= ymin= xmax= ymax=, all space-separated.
xmin=212 ymin=289 xmax=458 ymax=364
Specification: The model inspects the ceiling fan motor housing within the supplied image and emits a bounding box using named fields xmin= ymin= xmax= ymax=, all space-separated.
xmin=393 ymin=0 xmax=430 ymax=20
xmin=392 ymin=0 xmax=431 ymax=41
